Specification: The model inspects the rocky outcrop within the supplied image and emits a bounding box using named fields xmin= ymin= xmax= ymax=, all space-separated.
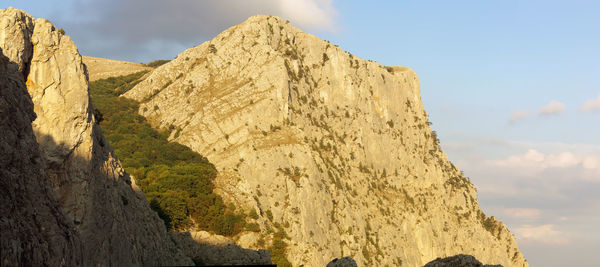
xmin=327 ymin=257 xmax=358 ymax=267
xmin=82 ymin=56 xmax=152 ymax=81
xmin=172 ymin=231 xmax=272 ymax=266
xmin=0 ymin=46 xmax=81 ymax=267
xmin=124 ymin=15 xmax=528 ymax=266
xmin=0 ymin=8 xmax=192 ymax=266
xmin=424 ymin=254 xmax=503 ymax=267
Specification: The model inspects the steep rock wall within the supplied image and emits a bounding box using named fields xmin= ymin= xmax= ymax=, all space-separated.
xmin=0 ymin=8 xmax=192 ymax=266
xmin=0 ymin=44 xmax=81 ymax=267
xmin=125 ymin=15 xmax=528 ymax=267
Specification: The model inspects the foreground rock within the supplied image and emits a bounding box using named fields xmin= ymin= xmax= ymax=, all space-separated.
xmin=424 ymin=254 xmax=503 ymax=267
xmin=172 ymin=231 xmax=272 ymax=266
xmin=124 ymin=15 xmax=528 ymax=266
xmin=0 ymin=7 xmax=192 ymax=266
xmin=327 ymin=257 xmax=358 ymax=267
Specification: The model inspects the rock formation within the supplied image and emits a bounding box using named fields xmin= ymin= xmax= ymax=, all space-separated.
xmin=172 ymin=231 xmax=272 ymax=266
xmin=0 ymin=8 xmax=192 ymax=266
xmin=0 ymin=44 xmax=81 ymax=267
xmin=424 ymin=254 xmax=503 ymax=267
xmin=124 ymin=15 xmax=528 ymax=266
xmin=327 ymin=257 xmax=359 ymax=267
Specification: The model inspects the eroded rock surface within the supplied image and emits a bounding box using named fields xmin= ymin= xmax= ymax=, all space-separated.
xmin=0 ymin=7 xmax=192 ymax=266
xmin=0 ymin=45 xmax=81 ymax=267
xmin=125 ymin=15 xmax=528 ymax=267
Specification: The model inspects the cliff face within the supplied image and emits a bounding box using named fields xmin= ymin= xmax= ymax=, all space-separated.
xmin=0 ymin=44 xmax=81 ymax=267
xmin=124 ymin=15 xmax=528 ymax=267
xmin=0 ymin=8 xmax=192 ymax=266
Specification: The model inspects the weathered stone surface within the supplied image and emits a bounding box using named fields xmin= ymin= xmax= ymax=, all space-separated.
xmin=327 ymin=257 xmax=358 ymax=267
xmin=424 ymin=254 xmax=503 ymax=267
xmin=82 ymin=56 xmax=152 ymax=81
xmin=125 ymin=15 xmax=528 ymax=267
xmin=0 ymin=7 xmax=192 ymax=266
xmin=0 ymin=48 xmax=81 ymax=267
xmin=172 ymin=231 xmax=272 ymax=265
xmin=0 ymin=8 xmax=32 ymax=78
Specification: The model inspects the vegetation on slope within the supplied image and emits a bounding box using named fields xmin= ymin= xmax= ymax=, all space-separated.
xmin=89 ymin=71 xmax=245 ymax=235
xmin=145 ymin=59 xmax=171 ymax=68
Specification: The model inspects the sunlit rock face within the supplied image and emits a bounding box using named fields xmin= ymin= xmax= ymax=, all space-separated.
xmin=0 ymin=8 xmax=193 ymax=266
xmin=124 ymin=15 xmax=528 ymax=267
xmin=0 ymin=39 xmax=82 ymax=267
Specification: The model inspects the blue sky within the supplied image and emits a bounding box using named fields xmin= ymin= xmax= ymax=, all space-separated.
xmin=3 ymin=0 xmax=599 ymax=266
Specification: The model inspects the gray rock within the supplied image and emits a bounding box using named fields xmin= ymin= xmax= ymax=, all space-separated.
xmin=424 ymin=254 xmax=503 ymax=267
xmin=327 ymin=257 xmax=358 ymax=267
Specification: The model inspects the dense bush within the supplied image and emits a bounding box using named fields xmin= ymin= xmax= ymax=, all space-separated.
xmin=145 ymin=59 xmax=171 ymax=68
xmin=90 ymin=71 xmax=245 ymax=234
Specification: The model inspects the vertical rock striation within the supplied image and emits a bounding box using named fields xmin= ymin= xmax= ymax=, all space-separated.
xmin=124 ymin=15 xmax=528 ymax=267
xmin=0 ymin=8 xmax=192 ymax=266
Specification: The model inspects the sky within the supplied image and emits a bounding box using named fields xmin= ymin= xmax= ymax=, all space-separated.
xmin=3 ymin=0 xmax=599 ymax=266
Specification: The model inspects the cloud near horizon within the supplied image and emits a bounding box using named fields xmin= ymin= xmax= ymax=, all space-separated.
xmin=539 ymin=100 xmax=566 ymax=116
xmin=53 ymin=0 xmax=338 ymax=62
xmin=509 ymin=110 xmax=528 ymax=124
xmin=488 ymin=149 xmax=600 ymax=181
xmin=580 ymin=93 xmax=600 ymax=112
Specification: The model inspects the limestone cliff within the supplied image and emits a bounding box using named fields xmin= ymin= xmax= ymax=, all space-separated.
xmin=0 ymin=8 xmax=192 ymax=266
xmin=124 ymin=15 xmax=528 ymax=266
xmin=0 ymin=45 xmax=81 ymax=267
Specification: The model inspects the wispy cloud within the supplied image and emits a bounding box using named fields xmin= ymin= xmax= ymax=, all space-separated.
xmin=580 ymin=93 xmax=600 ymax=112
xmin=539 ymin=100 xmax=566 ymax=116
xmin=509 ymin=110 xmax=529 ymax=124
xmin=513 ymin=224 xmax=570 ymax=245
xmin=504 ymin=208 xmax=541 ymax=220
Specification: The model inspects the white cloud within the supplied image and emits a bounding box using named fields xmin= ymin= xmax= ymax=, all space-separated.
xmin=509 ymin=110 xmax=528 ymax=124
xmin=489 ymin=149 xmax=600 ymax=180
xmin=580 ymin=93 xmax=600 ymax=112
xmin=539 ymin=100 xmax=566 ymax=115
xmin=504 ymin=208 xmax=541 ymax=219
xmin=513 ymin=224 xmax=569 ymax=245
xmin=279 ymin=0 xmax=337 ymax=32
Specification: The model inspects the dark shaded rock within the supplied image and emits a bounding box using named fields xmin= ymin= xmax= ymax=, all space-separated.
xmin=327 ymin=257 xmax=358 ymax=267
xmin=424 ymin=254 xmax=503 ymax=267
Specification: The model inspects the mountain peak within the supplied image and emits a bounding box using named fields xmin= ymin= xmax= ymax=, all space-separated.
xmin=121 ymin=14 xmax=527 ymax=267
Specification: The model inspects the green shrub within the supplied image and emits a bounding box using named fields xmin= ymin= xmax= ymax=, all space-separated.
xmin=209 ymin=44 xmax=217 ymax=54
xmin=322 ymin=53 xmax=329 ymax=65
xmin=246 ymin=223 xmax=260 ymax=232
xmin=145 ymin=60 xmax=170 ymax=68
